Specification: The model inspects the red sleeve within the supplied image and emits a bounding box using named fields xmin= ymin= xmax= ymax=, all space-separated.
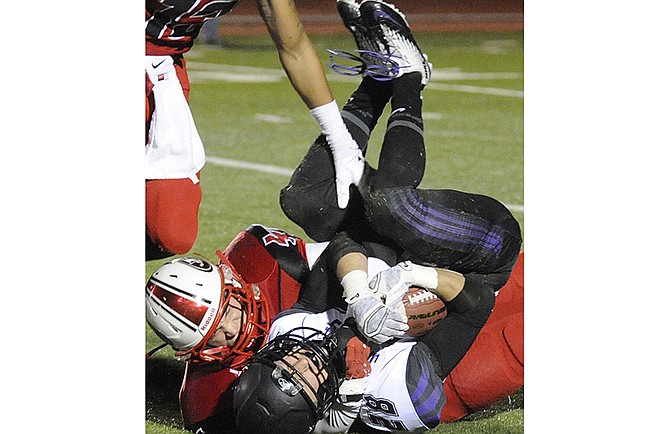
xmin=179 ymin=361 xmax=241 ymax=428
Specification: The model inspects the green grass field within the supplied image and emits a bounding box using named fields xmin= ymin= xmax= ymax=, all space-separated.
xmin=146 ymin=30 xmax=523 ymax=434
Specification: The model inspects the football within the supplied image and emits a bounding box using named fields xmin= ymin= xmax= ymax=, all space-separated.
xmin=402 ymin=286 xmax=447 ymax=337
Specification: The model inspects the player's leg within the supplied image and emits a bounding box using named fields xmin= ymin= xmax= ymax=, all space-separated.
xmin=280 ymin=72 xmax=398 ymax=242
xmin=145 ymin=174 xmax=202 ymax=260
xmin=355 ymin=3 xmax=522 ymax=276
xmin=368 ymin=72 xmax=426 ymax=190
xmin=336 ymin=0 xmax=394 ymax=150
xmin=145 ymin=56 xmax=202 ymax=260
xmin=441 ymin=313 xmax=524 ymax=421
xmin=355 ymin=0 xmax=431 ymax=191
xmin=280 ymin=1 xmax=397 ymax=242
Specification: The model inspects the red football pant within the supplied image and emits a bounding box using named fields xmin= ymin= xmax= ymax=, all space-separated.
xmin=146 ymin=174 xmax=202 ymax=255
xmin=441 ymin=252 xmax=524 ymax=422
xmin=145 ymin=55 xmax=199 ymax=257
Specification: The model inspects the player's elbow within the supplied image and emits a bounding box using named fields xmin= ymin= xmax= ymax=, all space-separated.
xmin=446 ymin=276 xmax=496 ymax=327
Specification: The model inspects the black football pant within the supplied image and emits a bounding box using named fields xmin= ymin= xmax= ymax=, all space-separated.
xmin=282 ymin=72 xmax=522 ymax=379
xmin=281 ymin=72 xmax=520 ymax=278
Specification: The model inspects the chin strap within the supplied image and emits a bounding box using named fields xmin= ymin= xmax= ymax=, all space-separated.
xmin=145 ymin=342 xmax=168 ymax=359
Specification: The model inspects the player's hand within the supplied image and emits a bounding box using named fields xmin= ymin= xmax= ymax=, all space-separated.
xmin=369 ymin=261 xmax=415 ymax=310
xmin=314 ymin=378 xmax=364 ymax=434
xmin=332 ymin=146 xmax=364 ymax=208
xmin=346 ymin=288 xmax=408 ymax=344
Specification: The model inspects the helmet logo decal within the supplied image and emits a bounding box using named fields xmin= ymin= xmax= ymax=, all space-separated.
xmin=177 ymin=257 xmax=214 ymax=272
xmin=199 ymin=306 xmax=217 ymax=333
xmin=272 ymin=370 xmax=301 ymax=397
xmin=262 ymin=229 xmax=298 ymax=247
xmin=277 ymin=378 xmax=293 ymax=393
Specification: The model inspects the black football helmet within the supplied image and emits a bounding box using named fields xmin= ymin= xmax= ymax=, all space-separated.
xmin=232 ymin=327 xmax=345 ymax=434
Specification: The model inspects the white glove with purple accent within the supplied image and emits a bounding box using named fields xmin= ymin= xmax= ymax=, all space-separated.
xmin=369 ymin=261 xmax=440 ymax=310
xmin=341 ymin=270 xmax=408 ymax=344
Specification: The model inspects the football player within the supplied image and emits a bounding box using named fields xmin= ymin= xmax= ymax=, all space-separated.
xmin=232 ymin=258 xmax=523 ymax=434
xmin=145 ymin=0 xmax=365 ymax=260
xmin=233 ymin=1 xmax=522 ymax=432
xmin=145 ymin=229 xmax=523 ymax=433
xmin=146 ymin=0 xmax=523 ymax=431
xmin=146 ymin=223 xmax=423 ymax=431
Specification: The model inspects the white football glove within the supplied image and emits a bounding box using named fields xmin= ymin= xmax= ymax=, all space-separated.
xmin=309 ymin=100 xmax=364 ymax=209
xmin=369 ymin=261 xmax=415 ymax=311
xmin=370 ymin=261 xmax=440 ymax=308
xmin=332 ymin=145 xmax=364 ymax=209
xmin=346 ymin=287 xmax=408 ymax=344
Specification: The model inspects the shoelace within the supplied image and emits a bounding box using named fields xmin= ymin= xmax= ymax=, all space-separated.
xmin=328 ymin=49 xmax=404 ymax=81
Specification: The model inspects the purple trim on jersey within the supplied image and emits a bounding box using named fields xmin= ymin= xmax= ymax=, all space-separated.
xmin=410 ymin=366 xmax=443 ymax=424
xmin=395 ymin=190 xmax=504 ymax=255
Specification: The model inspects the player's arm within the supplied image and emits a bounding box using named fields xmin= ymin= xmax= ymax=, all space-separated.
xmin=255 ymin=0 xmax=332 ymax=108
xmin=326 ymin=232 xmax=408 ymax=343
xmin=255 ymin=0 xmax=364 ymax=208
xmin=370 ymin=261 xmax=465 ymax=304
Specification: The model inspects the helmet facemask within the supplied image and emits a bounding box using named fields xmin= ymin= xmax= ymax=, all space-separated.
xmin=146 ymin=253 xmax=270 ymax=367
xmin=178 ymin=251 xmax=270 ymax=366
xmin=248 ymin=326 xmax=345 ymax=418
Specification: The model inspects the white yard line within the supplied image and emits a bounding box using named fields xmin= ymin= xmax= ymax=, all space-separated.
xmin=206 ymin=156 xmax=294 ymax=176
xmin=205 ymin=156 xmax=524 ymax=212
xmin=187 ymin=63 xmax=524 ymax=98
xmin=428 ymin=83 xmax=523 ymax=98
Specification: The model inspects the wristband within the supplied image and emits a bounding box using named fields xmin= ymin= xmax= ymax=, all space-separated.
xmin=340 ymin=269 xmax=369 ymax=301
xmin=410 ymin=263 xmax=439 ymax=290
xmin=310 ymin=100 xmax=357 ymax=158
xmin=310 ymin=100 xmax=343 ymax=136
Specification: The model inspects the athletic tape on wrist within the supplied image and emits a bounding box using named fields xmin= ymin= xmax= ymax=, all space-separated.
xmin=341 ymin=269 xmax=370 ymax=300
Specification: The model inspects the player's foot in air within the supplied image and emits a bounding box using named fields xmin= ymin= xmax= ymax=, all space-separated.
xmin=337 ymin=0 xmax=383 ymax=54
xmin=335 ymin=0 xmax=402 ymax=80
xmin=360 ymin=0 xmax=432 ymax=87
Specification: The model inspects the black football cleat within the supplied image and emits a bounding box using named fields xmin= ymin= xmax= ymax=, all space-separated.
xmin=360 ymin=0 xmax=432 ymax=86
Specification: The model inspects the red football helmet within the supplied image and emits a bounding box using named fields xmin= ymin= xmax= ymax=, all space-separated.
xmin=145 ymin=252 xmax=270 ymax=366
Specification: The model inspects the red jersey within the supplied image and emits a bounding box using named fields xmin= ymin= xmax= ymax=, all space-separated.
xmin=146 ymin=0 xmax=242 ymax=55
xmin=180 ymin=231 xmax=525 ymax=430
xmin=180 ymin=224 xmax=309 ymax=429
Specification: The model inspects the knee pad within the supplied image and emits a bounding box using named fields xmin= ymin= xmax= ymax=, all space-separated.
xmin=279 ymin=184 xmax=346 ymax=242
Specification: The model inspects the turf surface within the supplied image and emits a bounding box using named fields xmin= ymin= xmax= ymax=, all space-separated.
xmin=146 ymin=30 xmax=523 ymax=433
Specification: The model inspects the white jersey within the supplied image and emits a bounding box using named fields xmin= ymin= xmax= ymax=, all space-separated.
xmin=269 ymin=309 xmax=347 ymax=341
xmin=359 ymin=340 xmax=428 ymax=432
xmin=269 ymin=314 xmax=438 ymax=433
xmin=145 ymin=55 xmax=206 ymax=181
xmin=268 ymin=253 xmax=444 ymax=432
